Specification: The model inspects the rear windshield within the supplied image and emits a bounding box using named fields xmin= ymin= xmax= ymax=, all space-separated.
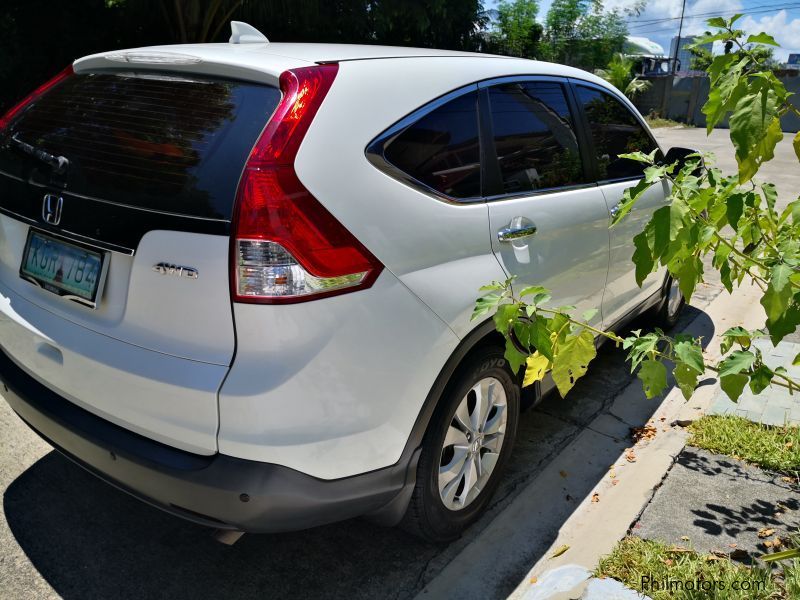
xmin=0 ymin=72 xmax=280 ymax=220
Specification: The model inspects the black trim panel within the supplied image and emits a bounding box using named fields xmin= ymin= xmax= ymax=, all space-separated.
xmin=0 ymin=349 xmax=412 ymax=533
xmin=0 ymin=175 xmax=230 ymax=254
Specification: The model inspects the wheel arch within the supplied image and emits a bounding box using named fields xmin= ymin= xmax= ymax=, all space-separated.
xmin=366 ymin=318 xmax=511 ymax=525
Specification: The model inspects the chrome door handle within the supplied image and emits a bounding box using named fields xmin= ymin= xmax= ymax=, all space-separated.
xmin=609 ymin=203 xmax=621 ymax=219
xmin=497 ymin=223 xmax=537 ymax=242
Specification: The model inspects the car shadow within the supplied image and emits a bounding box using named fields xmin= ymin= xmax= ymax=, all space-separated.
xmin=3 ymin=305 xmax=716 ymax=600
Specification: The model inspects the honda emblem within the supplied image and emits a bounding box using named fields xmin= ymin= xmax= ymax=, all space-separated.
xmin=42 ymin=194 xmax=63 ymax=226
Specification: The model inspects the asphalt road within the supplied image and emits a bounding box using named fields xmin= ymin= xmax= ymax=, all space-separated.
xmin=0 ymin=125 xmax=795 ymax=600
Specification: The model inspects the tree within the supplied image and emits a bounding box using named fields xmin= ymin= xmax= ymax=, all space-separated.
xmin=594 ymin=53 xmax=652 ymax=99
xmin=690 ymin=32 xmax=780 ymax=73
xmin=477 ymin=15 xmax=800 ymax=409
xmin=541 ymin=0 xmax=631 ymax=70
xmin=491 ymin=0 xmax=542 ymax=58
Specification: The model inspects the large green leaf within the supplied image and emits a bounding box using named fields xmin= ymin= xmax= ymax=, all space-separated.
xmin=720 ymin=373 xmax=749 ymax=402
xmin=726 ymin=193 xmax=744 ymax=229
xmin=749 ymin=364 xmax=773 ymax=394
xmin=761 ymin=267 xmax=796 ymax=342
xmin=703 ymin=58 xmax=748 ymax=132
xmin=674 ymin=363 xmax=699 ymax=400
xmin=504 ymin=337 xmax=527 ymax=375
xmin=493 ymin=303 xmax=519 ymax=334
xmin=729 ymin=88 xmax=782 ymax=183
xmin=677 ymin=255 xmax=703 ymax=301
xmin=473 ymin=293 xmax=503 ymax=320
xmin=638 ymin=359 xmax=667 ymax=399
xmin=718 ymin=350 xmax=756 ymax=377
xmin=516 ymin=317 xmax=555 ymax=361
xmin=612 ymin=178 xmax=653 ymax=226
xmin=720 ymin=326 xmax=752 ymax=354
xmin=632 ymin=231 xmax=654 ymax=287
xmin=551 ymin=329 xmax=596 ymax=397
xmin=764 ymin=303 xmax=800 ymax=345
xmin=674 ymin=340 xmax=705 ymax=374
xmin=746 ymin=32 xmax=779 ymax=46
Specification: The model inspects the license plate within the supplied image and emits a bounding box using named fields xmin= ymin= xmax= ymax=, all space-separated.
xmin=20 ymin=231 xmax=105 ymax=307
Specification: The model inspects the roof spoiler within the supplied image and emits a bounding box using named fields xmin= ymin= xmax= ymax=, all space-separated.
xmin=229 ymin=21 xmax=269 ymax=44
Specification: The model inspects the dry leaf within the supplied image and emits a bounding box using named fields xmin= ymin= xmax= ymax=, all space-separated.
xmin=631 ymin=422 xmax=657 ymax=444
xmin=625 ymin=448 xmax=637 ymax=463
xmin=612 ymin=479 xmax=619 ymax=486
xmin=728 ymin=543 xmax=737 ymax=548
xmin=592 ymin=493 xmax=600 ymax=503
xmin=529 ymin=576 xmax=538 ymax=585
xmin=662 ymin=558 xmax=673 ymax=566
xmin=758 ymin=528 xmax=775 ymax=538
xmin=681 ymin=536 xmax=690 ymax=541
xmin=772 ymin=537 xmax=784 ymax=548
xmin=764 ymin=540 xmax=774 ymax=548
xmin=786 ymin=441 xmax=794 ymax=449
xmin=550 ymin=544 xmax=570 ymax=559
xmin=559 ymin=470 xmax=568 ymax=478
xmin=781 ymin=476 xmax=794 ymax=483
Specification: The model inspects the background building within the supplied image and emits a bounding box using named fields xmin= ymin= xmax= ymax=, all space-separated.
xmin=670 ymin=35 xmax=712 ymax=72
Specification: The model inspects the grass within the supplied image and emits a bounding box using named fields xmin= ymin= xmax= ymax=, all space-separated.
xmin=645 ymin=115 xmax=686 ymax=128
xmin=687 ymin=415 xmax=800 ymax=473
xmin=595 ymin=537 xmax=795 ymax=599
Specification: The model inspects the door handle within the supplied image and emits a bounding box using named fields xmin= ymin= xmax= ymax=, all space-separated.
xmin=609 ymin=202 xmax=621 ymax=219
xmin=498 ymin=223 xmax=537 ymax=242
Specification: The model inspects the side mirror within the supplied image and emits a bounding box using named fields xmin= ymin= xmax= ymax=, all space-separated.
xmin=662 ymin=146 xmax=703 ymax=177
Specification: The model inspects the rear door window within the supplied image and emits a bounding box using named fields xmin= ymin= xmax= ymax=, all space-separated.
xmin=0 ymin=72 xmax=279 ymax=220
xmin=575 ymin=85 xmax=658 ymax=181
xmin=382 ymin=91 xmax=480 ymax=200
xmin=487 ymin=81 xmax=585 ymax=195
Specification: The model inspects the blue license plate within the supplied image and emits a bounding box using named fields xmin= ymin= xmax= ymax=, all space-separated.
xmin=20 ymin=231 xmax=104 ymax=306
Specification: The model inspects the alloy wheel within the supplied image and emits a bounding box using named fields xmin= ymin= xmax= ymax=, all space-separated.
xmin=437 ymin=376 xmax=508 ymax=511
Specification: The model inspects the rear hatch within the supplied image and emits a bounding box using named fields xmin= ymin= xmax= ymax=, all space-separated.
xmin=0 ymin=67 xmax=280 ymax=451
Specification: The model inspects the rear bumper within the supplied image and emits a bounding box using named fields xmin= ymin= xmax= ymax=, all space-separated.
xmin=0 ymin=349 xmax=416 ymax=532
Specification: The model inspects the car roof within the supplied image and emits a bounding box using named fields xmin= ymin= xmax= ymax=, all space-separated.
xmin=238 ymin=42 xmax=505 ymax=62
xmin=73 ymin=42 xmax=621 ymax=102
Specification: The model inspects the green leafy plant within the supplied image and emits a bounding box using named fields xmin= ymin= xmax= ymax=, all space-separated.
xmin=594 ymin=52 xmax=652 ymax=99
xmin=475 ymin=14 xmax=800 ymax=403
xmin=491 ymin=0 xmax=543 ymax=58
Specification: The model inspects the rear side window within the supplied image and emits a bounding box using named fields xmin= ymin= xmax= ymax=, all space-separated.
xmin=0 ymin=72 xmax=280 ymax=220
xmin=488 ymin=81 xmax=585 ymax=194
xmin=382 ymin=91 xmax=480 ymax=199
xmin=575 ymin=85 xmax=658 ymax=181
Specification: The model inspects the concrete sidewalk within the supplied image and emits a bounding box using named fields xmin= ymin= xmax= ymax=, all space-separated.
xmin=709 ymin=337 xmax=800 ymax=426
xmin=634 ymin=448 xmax=800 ymax=559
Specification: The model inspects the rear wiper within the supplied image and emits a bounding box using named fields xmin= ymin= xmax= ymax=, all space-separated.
xmin=9 ymin=134 xmax=69 ymax=175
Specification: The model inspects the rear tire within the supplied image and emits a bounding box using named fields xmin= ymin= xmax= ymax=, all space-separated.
xmin=401 ymin=348 xmax=519 ymax=543
xmin=654 ymin=276 xmax=684 ymax=328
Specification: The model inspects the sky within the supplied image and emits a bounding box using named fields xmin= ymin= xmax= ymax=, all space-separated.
xmin=486 ymin=0 xmax=800 ymax=62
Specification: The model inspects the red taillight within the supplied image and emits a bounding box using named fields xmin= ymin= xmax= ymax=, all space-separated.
xmin=231 ymin=64 xmax=383 ymax=304
xmin=0 ymin=65 xmax=74 ymax=132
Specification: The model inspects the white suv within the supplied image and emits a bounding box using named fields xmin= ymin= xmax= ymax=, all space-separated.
xmin=0 ymin=24 xmax=683 ymax=542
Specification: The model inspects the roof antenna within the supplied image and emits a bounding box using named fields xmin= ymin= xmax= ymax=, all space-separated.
xmin=229 ymin=21 xmax=268 ymax=44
